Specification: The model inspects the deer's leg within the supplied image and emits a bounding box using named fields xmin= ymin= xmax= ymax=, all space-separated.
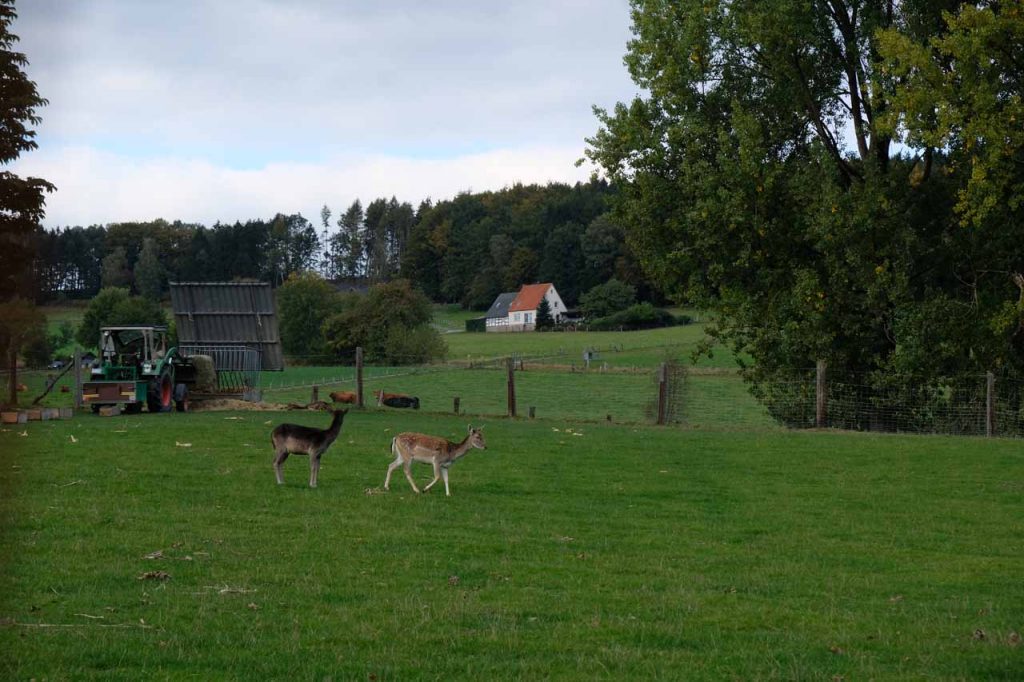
xmin=384 ymin=453 xmax=403 ymax=491
xmin=273 ymin=449 xmax=289 ymax=485
xmin=423 ymin=460 xmax=442 ymax=492
xmin=441 ymin=466 xmax=451 ymax=496
xmin=309 ymin=452 xmax=321 ymax=488
xmin=402 ymin=460 xmax=421 ymax=493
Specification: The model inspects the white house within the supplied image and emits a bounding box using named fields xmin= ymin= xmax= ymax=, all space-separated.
xmin=483 ymin=292 xmax=517 ymax=331
xmin=504 ymin=283 xmax=566 ymax=332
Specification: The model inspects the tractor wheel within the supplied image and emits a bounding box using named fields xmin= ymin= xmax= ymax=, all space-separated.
xmin=174 ymin=383 xmax=190 ymax=412
xmin=147 ymin=373 xmax=173 ymax=413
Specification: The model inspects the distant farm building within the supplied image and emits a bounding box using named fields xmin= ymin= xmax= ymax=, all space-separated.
xmin=485 ymin=283 xmax=565 ymax=332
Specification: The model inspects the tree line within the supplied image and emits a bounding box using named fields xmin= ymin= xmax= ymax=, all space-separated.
xmin=30 ymin=179 xmax=659 ymax=311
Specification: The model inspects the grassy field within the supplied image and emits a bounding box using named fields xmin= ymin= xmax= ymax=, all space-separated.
xmin=1 ymin=410 xmax=1022 ymax=679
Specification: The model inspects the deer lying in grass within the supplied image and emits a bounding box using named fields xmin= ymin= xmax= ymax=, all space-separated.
xmin=375 ymin=390 xmax=420 ymax=409
xmin=384 ymin=425 xmax=486 ymax=496
xmin=329 ymin=390 xmax=357 ymax=404
xmin=271 ymin=409 xmax=347 ymax=488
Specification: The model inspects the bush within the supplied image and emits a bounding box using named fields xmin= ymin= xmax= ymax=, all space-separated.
xmin=323 ymin=280 xmax=446 ymax=365
xmin=76 ymin=287 xmax=167 ymax=349
xmin=580 ymin=279 xmax=636 ymax=319
xmin=277 ymin=272 xmax=343 ymax=361
xmin=589 ymin=303 xmax=677 ymax=331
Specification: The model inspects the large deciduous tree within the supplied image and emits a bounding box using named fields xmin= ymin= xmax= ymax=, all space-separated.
xmin=585 ymin=1 xmax=1024 ymax=418
xmin=0 ymin=0 xmax=54 ymax=404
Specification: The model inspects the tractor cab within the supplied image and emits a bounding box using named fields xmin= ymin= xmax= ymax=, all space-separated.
xmin=95 ymin=326 xmax=169 ymax=381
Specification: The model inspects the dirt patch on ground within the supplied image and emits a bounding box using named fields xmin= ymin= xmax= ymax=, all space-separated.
xmin=189 ymin=399 xmax=289 ymax=412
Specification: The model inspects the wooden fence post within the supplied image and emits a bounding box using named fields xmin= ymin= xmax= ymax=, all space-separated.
xmin=656 ymin=362 xmax=668 ymax=425
xmin=453 ymin=396 xmax=460 ymax=415
xmin=356 ymin=347 xmax=364 ymax=408
xmin=74 ymin=348 xmax=83 ymax=409
xmin=986 ymin=371 xmax=995 ymax=437
xmin=507 ymin=356 xmax=517 ymax=418
xmin=311 ymin=385 xmax=319 ymax=403
xmin=816 ymin=360 xmax=827 ymax=428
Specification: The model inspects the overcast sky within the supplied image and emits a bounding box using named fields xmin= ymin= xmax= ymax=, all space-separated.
xmin=9 ymin=0 xmax=638 ymax=228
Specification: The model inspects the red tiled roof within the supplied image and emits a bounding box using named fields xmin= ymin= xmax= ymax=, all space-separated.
xmin=509 ymin=283 xmax=552 ymax=312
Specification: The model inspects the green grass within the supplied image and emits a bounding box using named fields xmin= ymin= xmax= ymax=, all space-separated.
xmin=2 ymin=410 xmax=1022 ymax=679
xmin=444 ymin=323 xmax=738 ymax=369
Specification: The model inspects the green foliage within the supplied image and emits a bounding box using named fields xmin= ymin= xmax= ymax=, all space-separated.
xmin=0 ymin=298 xmax=46 ymax=399
xmin=586 ymin=1 xmax=1024 ymax=422
xmin=276 ymin=272 xmax=343 ymax=361
xmin=535 ymin=296 xmax=554 ymax=330
xmin=133 ymin=237 xmax=164 ymax=301
xmin=580 ymin=279 xmax=637 ymax=319
xmin=100 ymin=245 xmax=131 ymax=288
xmin=322 ymin=279 xmax=445 ymax=364
xmin=0 ymin=1 xmax=55 ymax=300
xmin=589 ymin=302 xmax=676 ymax=331
xmin=75 ymin=287 xmax=166 ymax=350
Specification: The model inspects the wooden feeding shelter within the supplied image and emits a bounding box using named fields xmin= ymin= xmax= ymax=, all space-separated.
xmin=170 ymin=282 xmax=284 ymax=400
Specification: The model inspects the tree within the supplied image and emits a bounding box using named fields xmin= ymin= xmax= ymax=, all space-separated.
xmin=319 ymin=204 xmax=333 ymax=278
xmin=0 ymin=296 xmax=44 ymax=405
xmin=322 ymin=279 xmax=444 ymax=364
xmin=134 ymin=237 xmax=164 ymax=301
xmin=101 ymin=246 xmax=131 ymax=288
xmin=585 ymin=1 xmax=1023 ymax=412
xmin=535 ymin=296 xmax=554 ymax=330
xmin=0 ymin=0 xmax=55 ymax=302
xmin=336 ymin=199 xmax=365 ymax=278
xmin=76 ymin=287 xmax=166 ymax=350
xmin=276 ymin=272 xmax=342 ymax=361
xmin=580 ymin=279 xmax=637 ymax=320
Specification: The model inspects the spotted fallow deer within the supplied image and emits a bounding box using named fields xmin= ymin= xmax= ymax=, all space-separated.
xmin=271 ymin=409 xmax=348 ymax=488
xmin=384 ymin=426 xmax=486 ymax=496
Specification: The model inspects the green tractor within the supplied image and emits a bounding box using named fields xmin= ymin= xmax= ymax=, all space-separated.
xmin=82 ymin=326 xmax=192 ymax=414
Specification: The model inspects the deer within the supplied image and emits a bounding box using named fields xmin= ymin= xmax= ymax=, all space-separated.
xmin=375 ymin=390 xmax=420 ymax=409
xmin=329 ymin=390 xmax=357 ymax=404
xmin=384 ymin=425 xmax=486 ymax=496
xmin=271 ymin=409 xmax=348 ymax=488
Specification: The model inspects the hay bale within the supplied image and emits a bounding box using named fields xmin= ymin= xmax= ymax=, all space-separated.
xmin=191 ymin=355 xmax=217 ymax=393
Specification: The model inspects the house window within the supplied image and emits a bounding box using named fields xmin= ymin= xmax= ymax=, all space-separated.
xmin=525 ymin=313 xmax=533 ymax=324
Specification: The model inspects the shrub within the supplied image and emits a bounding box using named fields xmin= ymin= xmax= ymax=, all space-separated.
xmin=277 ymin=272 xmax=343 ymax=362
xmin=76 ymin=287 xmax=167 ymax=349
xmin=580 ymin=279 xmax=636 ymax=319
xmin=323 ymin=280 xmax=446 ymax=365
xmin=589 ymin=303 xmax=677 ymax=331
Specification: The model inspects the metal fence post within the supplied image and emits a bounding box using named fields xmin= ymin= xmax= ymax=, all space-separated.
xmin=657 ymin=362 xmax=668 ymax=425
xmin=356 ymin=347 xmax=364 ymax=408
xmin=816 ymin=360 xmax=828 ymax=428
xmin=507 ymin=356 xmax=517 ymax=418
xmin=986 ymin=371 xmax=995 ymax=437
xmin=74 ymin=348 xmax=83 ymax=409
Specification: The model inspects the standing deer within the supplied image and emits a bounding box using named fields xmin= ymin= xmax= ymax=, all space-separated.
xmin=271 ymin=409 xmax=348 ymax=488
xmin=384 ymin=425 xmax=486 ymax=496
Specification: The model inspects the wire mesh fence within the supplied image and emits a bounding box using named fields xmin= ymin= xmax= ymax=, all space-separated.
xmin=6 ymin=353 xmax=1024 ymax=438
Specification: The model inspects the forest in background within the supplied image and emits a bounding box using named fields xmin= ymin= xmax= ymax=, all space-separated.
xmin=30 ymin=179 xmax=662 ymax=311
